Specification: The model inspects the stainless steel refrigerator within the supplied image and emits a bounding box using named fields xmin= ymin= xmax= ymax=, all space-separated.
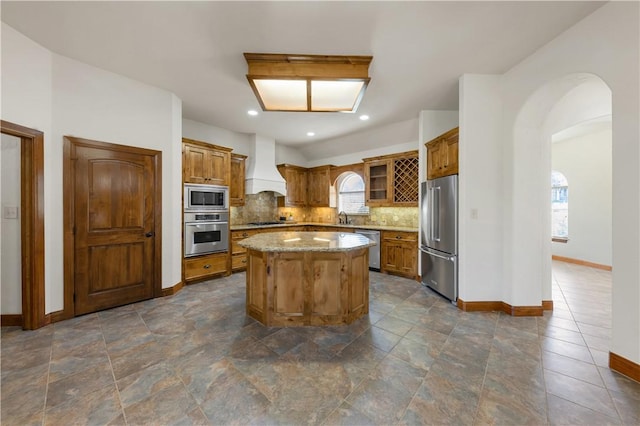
xmin=420 ymin=175 xmax=458 ymax=301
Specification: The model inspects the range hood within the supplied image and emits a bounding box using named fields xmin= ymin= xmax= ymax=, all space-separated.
xmin=245 ymin=134 xmax=287 ymax=196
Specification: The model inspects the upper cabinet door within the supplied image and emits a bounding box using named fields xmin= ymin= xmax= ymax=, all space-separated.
xmin=364 ymin=159 xmax=392 ymax=206
xmin=182 ymin=139 xmax=232 ymax=186
xmin=277 ymin=164 xmax=308 ymax=207
xmin=426 ymin=127 xmax=458 ymax=180
xmin=230 ymin=153 xmax=247 ymax=206
xmin=307 ymin=166 xmax=331 ymax=207
xmin=183 ymin=144 xmax=209 ymax=184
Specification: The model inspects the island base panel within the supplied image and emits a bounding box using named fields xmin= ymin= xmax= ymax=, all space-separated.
xmin=246 ymin=248 xmax=369 ymax=326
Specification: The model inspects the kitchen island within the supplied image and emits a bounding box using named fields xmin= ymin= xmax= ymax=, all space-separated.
xmin=239 ymin=231 xmax=375 ymax=326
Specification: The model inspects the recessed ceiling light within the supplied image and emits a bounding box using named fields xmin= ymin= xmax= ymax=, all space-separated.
xmin=307 ymin=132 xmax=315 ymax=137
xmin=247 ymin=110 xmax=258 ymax=116
xmin=359 ymin=114 xmax=370 ymax=121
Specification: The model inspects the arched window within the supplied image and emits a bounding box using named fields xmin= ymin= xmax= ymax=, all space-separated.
xmin=551 ymin=171 xmax=568 ymax=239
xmin=337 ymin=173 xmax=369 ymax=214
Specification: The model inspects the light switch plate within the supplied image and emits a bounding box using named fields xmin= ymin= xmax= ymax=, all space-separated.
xmin=3 ymin=206 xmax=18 ymax=219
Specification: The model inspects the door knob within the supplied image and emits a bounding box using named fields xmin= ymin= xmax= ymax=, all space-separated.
xmin=145 ymin=232 xmax=155 ymax=237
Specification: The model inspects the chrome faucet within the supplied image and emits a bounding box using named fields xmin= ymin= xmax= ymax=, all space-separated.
xmin=338 ymin=211 xmax=349 ymax=224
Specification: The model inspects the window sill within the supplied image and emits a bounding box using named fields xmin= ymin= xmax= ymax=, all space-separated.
xmin=552 ymin=237 xmax=569 ymax=243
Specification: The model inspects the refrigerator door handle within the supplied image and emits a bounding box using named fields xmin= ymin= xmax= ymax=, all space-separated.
xmin=420 ymin=247 xmax=454 ymax=261
xmin=433 ymin=186 xmax=440 ymax=241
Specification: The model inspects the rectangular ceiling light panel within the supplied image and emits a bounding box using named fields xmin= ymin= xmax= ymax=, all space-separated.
xmin=245 ymin=53 xmax=372 ymax=113
xmin=252 ymin=79 xmax=308 ymax=111
xmin=311 ymin=80 xmax=366 ymax=112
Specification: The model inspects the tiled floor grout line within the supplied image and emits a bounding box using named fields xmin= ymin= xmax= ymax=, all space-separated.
xmin=98 ymin=313 xmax=129 ymax=425
xmin=40 ymin=330 xmax=54 ymax=426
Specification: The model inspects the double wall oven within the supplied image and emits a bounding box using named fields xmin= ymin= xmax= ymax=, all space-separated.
xmin=184 ymin=184 xmax=229 ymax=257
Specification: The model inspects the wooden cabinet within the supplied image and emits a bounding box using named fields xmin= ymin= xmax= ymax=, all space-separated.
xmin=182 ymin=138 xmax=232 ymax=185
xmin=426 ymin=127 xmax=459 ymax=180
xmin=277 ymin=164 xmax=308 ymax=207
xmin=307 ymin=165 xmax=332 ymax=207
xmin=231 ymin=226 xmax=307 ymax=272
xmin=364 ymin=151 xmax=418 ymax=207
xmin=246 ymin=248 xmax=369 ymax=326
xmin=231 ymin=229 xmax=258 ymax=272
xmin=184 ymin=252 xmax=229 ymax=283
xmin=230 ymin=153 xmax=247 ymax=206
xmin=364 ymin=158 xmax=392 ymax=206
xmin=381 ymin=231 xmax=418 ymax=280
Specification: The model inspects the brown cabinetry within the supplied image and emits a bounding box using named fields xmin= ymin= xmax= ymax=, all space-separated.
xmin=182 ymin=138 xmax=232 ymax=185
xmin=246 ymin=248 xmax=369 ymax=326
xmin=381 ymin=231 xmax=418 ymax=279
xmin=277 ymin=164 xmax=308 ymax=207
xmin=184 ymin=252 xmax=228 ymax=283
xmin=364 ymin=151 xmax=419 ymax=206
xmin=426 ymin=127 xmax=459 ymax=180
xmin=307 ymin=165 xmax=332 ymax=207
xmin=230 ymin=153 xmax=247 ymax=206
xmin=364 ymin=158 xmax=392 ymax=206
xmin=231 ymin=229 xmax=258 ymax=272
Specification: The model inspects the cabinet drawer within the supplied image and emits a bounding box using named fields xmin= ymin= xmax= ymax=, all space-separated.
xmin=382 ymin=231 xmax=418 ymax=243
xmin=232 ymin=229 xmax=258 ymax=240
xmin=184 ymin=253 xmax=227 ymax=281
xmin=232 ymin=254 xmax=248 ymax=270
xmin=231 ymin=240 xmax=246 ymax=256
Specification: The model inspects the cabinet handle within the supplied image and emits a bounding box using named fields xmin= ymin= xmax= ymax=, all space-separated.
xmin=396 ymin=235 xmax=402 ymax=239
xmin=242 ymin=259 xmax=247 ymax=264
xmin=203 ymin=264 xmax=211 ymax=269
xmin=242 ymin=233 xmax=248 ymax=237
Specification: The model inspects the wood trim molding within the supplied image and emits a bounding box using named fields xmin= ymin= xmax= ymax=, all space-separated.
xmin=1 ymin=120 xmax=46 ymax=330
xmin=1 ymin=315 xmax=23 ymax=327
xmin=552 ymin=255 xmax=612 ymax=271
xmin=330 ymin=163 xmax=365 ymax=183
xmin=161 ymin=281 xmax=185 ymax=297
xmin=504 ymin=304 xmax=544 ymax=317
xmin=542 ymin=300 xmax=554 ymax=311
xmin=457 ymin=299 xmax=543 ymax=316
xmin=50 ymin=309 xmax=69 ymax=324
xmin=457 ymin=300 xmax=503 ymax=312
xmin=610 ymin=352 xmax=640 ymax=383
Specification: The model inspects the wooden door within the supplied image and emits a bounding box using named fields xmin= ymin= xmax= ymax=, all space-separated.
xmin=68 ymin=137 xmax=161 ymax=315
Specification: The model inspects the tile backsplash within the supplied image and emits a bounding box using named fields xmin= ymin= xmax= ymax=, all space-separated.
xmin=231 ymin=191 xmax=418 ymax=228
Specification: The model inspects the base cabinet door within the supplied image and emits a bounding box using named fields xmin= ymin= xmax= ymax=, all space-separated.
xmin=381 ymin=231 xmax=418 ymax=279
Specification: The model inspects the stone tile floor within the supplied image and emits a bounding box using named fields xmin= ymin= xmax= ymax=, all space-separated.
xmin=1 ymin=261 xmax=639 ymax=425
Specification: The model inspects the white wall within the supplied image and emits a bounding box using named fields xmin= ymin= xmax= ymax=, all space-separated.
xmin=497 ymin=2 xmax=638 ymax=363
xmin=303 ymin=118 xmax=419 ymax=167
xmin=552 ymin=128 xmax=612 ymax=266
xmin=1 ymin=134 xmax=22 ymax=315
xmin=2 ymin=23 xmax=183 ymax=314
xmin=1 ymin=23 xmax=53 ymax=312
xmin=458 ymin=75 xmax=503 ymax=302
xmin=182 ymin=118 xmax=252 ymax=155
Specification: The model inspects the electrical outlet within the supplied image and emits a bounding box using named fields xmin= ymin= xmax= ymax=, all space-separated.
xmin=3 ymin=206 xmax=18 ymax=219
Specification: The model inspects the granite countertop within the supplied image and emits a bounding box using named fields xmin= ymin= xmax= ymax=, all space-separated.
xmin=231 ymin=222 xmax=418 ymax=233
xmin=238 ymin=231 xmax=376 ymax=252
